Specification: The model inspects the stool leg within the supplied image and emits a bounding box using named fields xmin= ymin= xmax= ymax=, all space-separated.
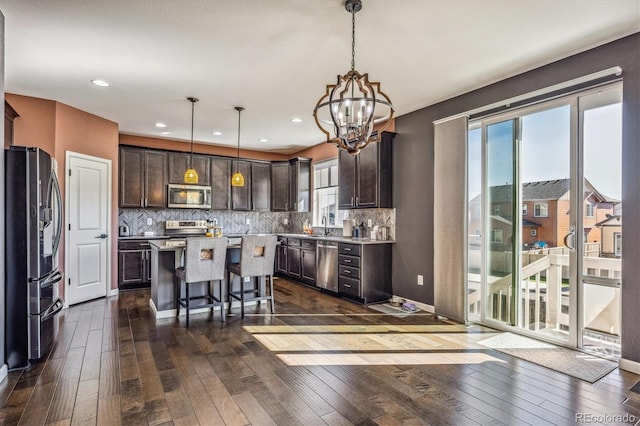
xmin=220 ymin=279 xmax=225 ymax=322
xmin=240 ymin=277 xmax=245 ymax=319
xmin=185 ymin=282 xmax=190 ymax=328
xmin=269 ymin=275 xmax=275 ymax=314
xmin=208 ymin=280 xmax=214 ymax=314
xmin=176 ymin=276 xmax=180 ymax=317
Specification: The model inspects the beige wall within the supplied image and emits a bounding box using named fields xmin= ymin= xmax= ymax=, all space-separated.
xmin=6 ymin=93 xmax=120 ymax=295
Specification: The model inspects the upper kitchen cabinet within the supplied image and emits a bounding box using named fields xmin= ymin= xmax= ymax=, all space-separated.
xmin=119 ymin=147 xmax=167 ymax=208
xmin=231 ymin=160 xmax=252 ymax=211
xmin=211 ymin=157 xmax=231 ymax=210
xmin=338 ymin=132 xmax=394 ymax=209
xmin=289 ymin=158 xmax=311 ymax=212
xmin=167 ymin=152 xmax=211 ymax=186
xmin=251 ymin=162 xmax=271 ymax=211
xmin=270 ymin=161 xmax=290 ymax=211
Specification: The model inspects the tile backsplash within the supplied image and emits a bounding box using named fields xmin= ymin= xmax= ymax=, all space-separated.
xmin=119 ymin=208 xmax=395 ymax=240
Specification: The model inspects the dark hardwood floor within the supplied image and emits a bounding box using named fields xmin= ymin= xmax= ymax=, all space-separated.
xmin=1 ymin=277 xmax=639 ymax=425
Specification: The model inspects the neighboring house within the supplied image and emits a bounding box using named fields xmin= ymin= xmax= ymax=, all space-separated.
xmin=469 ymin=178 xmax=617 ymax=250
xmin=596 ymin=214 xmax=622 ymax=257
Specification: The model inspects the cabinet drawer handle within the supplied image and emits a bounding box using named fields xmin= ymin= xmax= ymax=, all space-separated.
xmin=355 ymin=196 xmax=358 ymax=205
xmin=344 ymin=270 xmax=351 ymax=274
xmin=140 ymin=198 xmax=144 ymax=207
xmin=344 ymin=248 xmax=351 ymax=251
xmin=351 ymin=196 xmax=354 ymax=206
xmin=344 ymin=259 xmax=351 ymax=263
xmin=144 ymin=198 xmax=148 ymax=207
xmin=344 ymin=284 xmax=352 ymax=288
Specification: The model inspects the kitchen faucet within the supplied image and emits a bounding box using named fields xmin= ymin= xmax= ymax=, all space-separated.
xmin=322 ymin=215 xmax=329 ymax=236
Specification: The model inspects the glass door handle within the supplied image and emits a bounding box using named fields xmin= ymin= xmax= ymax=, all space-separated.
xmin=563 ymin=224 xmax=576 ymax=251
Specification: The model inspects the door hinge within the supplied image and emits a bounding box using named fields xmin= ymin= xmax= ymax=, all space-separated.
xmin=68 ymin=224 xmax=71 ymax=231
xmin=69 ymin=169 xmax=71 ymax=176
xmin=68 ymin=278 xmax=71 ymax=286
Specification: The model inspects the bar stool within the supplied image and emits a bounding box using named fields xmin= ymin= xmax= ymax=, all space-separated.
xmin=175 ymin=237 xmax=228 ymax=327
xmin=227 ymin=235 xmax=277 ymax=319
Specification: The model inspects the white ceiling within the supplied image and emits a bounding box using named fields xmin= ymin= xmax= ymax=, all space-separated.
xmin=1 ymin=0 xmax=638 ymax=154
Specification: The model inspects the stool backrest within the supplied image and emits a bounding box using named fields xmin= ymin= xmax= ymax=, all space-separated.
xmin=238 ymin=235 xmax=277 ymax=277
xmin=184 ymin=237 xmax=228 ymax=283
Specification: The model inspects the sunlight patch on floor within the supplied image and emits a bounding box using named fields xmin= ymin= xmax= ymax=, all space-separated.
xmin=276 ymin=352 xmax=505 ymax=366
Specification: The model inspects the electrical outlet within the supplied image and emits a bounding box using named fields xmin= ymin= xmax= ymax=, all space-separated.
xmin=246 ymin=218 xmax=251 ymax=225
xmin=244 ymin=277 xmax=251 ymax=282
xmin=283 ymin=218 xmax=289 ymax=225
xmin=417 ymin=275 xmax=424 ymax=285
xmin=368 ymin=219 xmax=373 ymax=228
xmin=146 ymin=218 xmax=153 ymax=226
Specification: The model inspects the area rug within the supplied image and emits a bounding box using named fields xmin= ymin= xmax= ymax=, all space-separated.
xmin=368 ymin=303 xmax=422 ymax=317
xmin=478 ymin=332 xmax=617 ymax=383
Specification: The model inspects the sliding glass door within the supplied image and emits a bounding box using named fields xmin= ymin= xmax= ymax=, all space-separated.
xmin=467 ymin=83 xmax=622 ymax=355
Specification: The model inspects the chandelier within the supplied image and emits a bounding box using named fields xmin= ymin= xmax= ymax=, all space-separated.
xmin=313 ymin=0 xmax=394 ymax=155
xmin=184 ymin=97 xmax=199 ymax=184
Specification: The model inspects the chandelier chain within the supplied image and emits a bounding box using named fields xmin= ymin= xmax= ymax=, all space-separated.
xmin=351 ymin=9 xmax=355 ymax=71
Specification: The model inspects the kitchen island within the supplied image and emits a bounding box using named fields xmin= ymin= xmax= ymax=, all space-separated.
xmin=148 ymin=237 xmax=262 ymax=319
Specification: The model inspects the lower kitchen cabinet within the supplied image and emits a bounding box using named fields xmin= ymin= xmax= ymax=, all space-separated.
xmin=286 ymin=243 xmax=301 ymax=278
xmin=276 ymin=239 xmax=288 ymax=274
xmin=338 ymin=242 xmax=391 ymax=304
xmin=118 ymin=239 xmax=153 ymax=290
xmin=300 ymin=239 xmax=316 ymax=284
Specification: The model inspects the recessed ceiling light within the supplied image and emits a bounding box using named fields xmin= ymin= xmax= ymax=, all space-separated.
xmin=259 ymin=138 xmax=268 ymax=143
xmin=91 ymin=79 xmax=110 ymax=87
xmin=161 ymin=131 xmax=171 ymax=135
xmin=212 ymin=131 xmax=222 ymax=136
xmin=291 ymin=118 xmax=302 ymax=123
xmin=155 ymin=122 xmax=167 ymax=128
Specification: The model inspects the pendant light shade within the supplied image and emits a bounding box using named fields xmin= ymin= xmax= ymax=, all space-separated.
xmin=184 ymin=97 xmax=199 ymax=184
xmin=231 ymin=106 xmax=245 ymax=187
xmin=313 ymin=0 xmax=394 ymax=156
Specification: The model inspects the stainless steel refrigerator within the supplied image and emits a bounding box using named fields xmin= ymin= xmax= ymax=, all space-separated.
xmin=5 ymin=146 xmax=64 ymax=370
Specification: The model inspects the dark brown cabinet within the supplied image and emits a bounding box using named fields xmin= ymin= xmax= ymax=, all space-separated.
xmin=338 ymin=132 xmax=394 ymax=209
xmin=211 ymin=157 xmax=231 ymax=210
xmin=289 ymin=158 xmax=311 ymax=212
xmin=271 ymin=162 xmax=290 ymax=211
xmin=276 ymin=237 xmax=288 ymax=274
xmin=168 ymin=152 xmax=211 ymax=185
xmin=251 ymin=162 xmax=271 ymax=211
xmin=300 ymin=239 xmax=316 ymax=284
xmin=118 ymin=239 xmax=152 ymax=290
xmin=120 ymin=147 xmax=167 ymax=208
xmin=270 ymin=158 xmax=311 ymax=212
xmin=5 ymin=101 xmax=19 ymax=148
xmin=338 ymin=242 xmax=391 ymax=304
xmin=231 ymin=160 xmax=252 ymax=210
xmin=286 ymin=246 xmax=301 ymax=278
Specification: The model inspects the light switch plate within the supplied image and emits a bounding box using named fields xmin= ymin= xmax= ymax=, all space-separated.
xmin=246 ymin=218 xmax=251 ymax=225
xmin=283 ymin=218 xmax=289 ymax=225
xmin=146 ymin=218 xmax=153 ymax=226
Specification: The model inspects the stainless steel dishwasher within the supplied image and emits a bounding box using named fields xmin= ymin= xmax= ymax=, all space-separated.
xmin=316 ymin=241 xmax=338 ymax=292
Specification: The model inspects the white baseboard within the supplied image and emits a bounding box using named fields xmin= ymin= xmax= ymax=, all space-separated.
xmin=618 ymin=358 xmax=640 ymax=374
xmin=109 ymin=288 xmax=119 ymax=297
xmin=393 ymin=295 xmax=435 ymax=313
xmin=149 ymin=298 xmax=259 ymax=320
xmin=0 ymin=364 xmax=7 ymax=384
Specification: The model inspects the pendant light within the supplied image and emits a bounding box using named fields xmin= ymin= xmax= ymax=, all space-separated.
xmin=313 ymin=0 xmax=394 ymax=156
xmin=183 ymin=97 xmax=199 ymax=184
xmin=231 ymin=106 xmax=245 ymax=187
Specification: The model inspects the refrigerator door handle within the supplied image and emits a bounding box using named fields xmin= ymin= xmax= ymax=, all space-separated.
xmin=39 ymin=298 xmax=64 ymax=322
xmin=39 ymin=270 xmax=63 ymax=289
xmin=51 ymin=172 xmax=63 ymax=258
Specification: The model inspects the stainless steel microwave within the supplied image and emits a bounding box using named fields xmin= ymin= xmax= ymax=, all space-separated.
xmin=167 ymin=184 xmax=211 ymax=209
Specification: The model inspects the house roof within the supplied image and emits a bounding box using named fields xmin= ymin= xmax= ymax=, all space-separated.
xmin=596 ymin=215 xmax=622 ymax=227
xmin=487 ymin=178 xmax=617 ymax=203
xmin=489 ymin=179 xmax=570 ymax=203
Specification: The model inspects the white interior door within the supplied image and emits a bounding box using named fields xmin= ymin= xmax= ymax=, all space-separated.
xmin=66 ymin=152 xmax=111 ymax=305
